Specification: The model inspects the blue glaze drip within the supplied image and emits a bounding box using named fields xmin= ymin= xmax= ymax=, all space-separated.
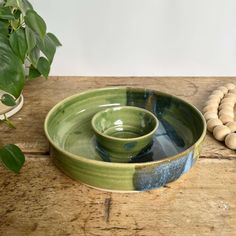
xmin=158 ymin=118 xmax=185 ymax=148
xmin=133 ymin=152 xmax=194 ymax=191
xmin=123 ymin=142 xmax=137 ymax=150
xmin=95 ymin=143 xmax=111 ymax=162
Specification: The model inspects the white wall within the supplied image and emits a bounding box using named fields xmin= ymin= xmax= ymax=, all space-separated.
xmin=31 ymin=0 xmax=236 ymax=76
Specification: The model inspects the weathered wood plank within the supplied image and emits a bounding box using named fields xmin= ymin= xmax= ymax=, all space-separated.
xmin=0 ymin=157 xmax=235 ymax=236
xmin=1 ymin=77 xmax=236 ymax=157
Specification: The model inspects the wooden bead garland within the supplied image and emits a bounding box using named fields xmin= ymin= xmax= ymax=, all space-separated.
xmin=203 ymin=83 xmax=236 ymax=150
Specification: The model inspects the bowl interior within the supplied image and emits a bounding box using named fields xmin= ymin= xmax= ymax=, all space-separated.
xmin=45 ymin=87 xmax=205 ymax=163
xmin=92 ymin=106 xmax=158 ymax=139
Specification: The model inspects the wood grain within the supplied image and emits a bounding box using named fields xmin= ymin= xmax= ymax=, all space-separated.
xmin=1 ymin=77 xmax=236 ymax=158
xmin=1 ymin=77 xmax=236 ymax=235
xmin=0 ymin=157 xmax=235 ymax=236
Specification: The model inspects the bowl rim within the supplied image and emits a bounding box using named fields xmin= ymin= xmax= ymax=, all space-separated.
xmin=91 ymin=105 xmax=159 ymax=142
xmin=44 ymin=86 xmax=207 ymax=168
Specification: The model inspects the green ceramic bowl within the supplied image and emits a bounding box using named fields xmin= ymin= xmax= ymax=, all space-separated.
xmin=91 ymin=106 xmax=159 ymax=163
xmin=44 ymin=87 xmax=206 ymax=192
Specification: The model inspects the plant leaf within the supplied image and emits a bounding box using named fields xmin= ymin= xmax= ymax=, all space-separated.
xmin=37 ymin=57 xmax=50 ymax=78
xmin=28 ymin=64 xmax=41 ymax=80
xmin=0 ymin=34 xmax=24 ymax=98
xmin=12 ymin=0 xmax=33 ymax=14
xmin=4 ymin=0 xmax=18 ymax=8
xmin=0 ymin=114 xmax=16 ymax=128
xmin=1 ymin=115 xmax=16 ymax=129
xmin=25 ymin=26 xmax=36 ymax=53
xmin=0 ymin=144 xmax=25 ymax=173
xmin=9 ymin=28 xmax=27 ymax=62
xmin=47 ymin=32 xmax=62 ymax=47
xmin=1 ymin=93 xmax=16 ymax=106
xmin=13 ymin=9 xmax=21 ymax=19
xmin=20 ymin=0 xmax=33 ymax=13
xmin=0 ymin=21 xmax=9 ymax=36
xmin=37 ymin=33 xmax=56 ymax=63
xmin=10 ymin=18 xmax=20 ymax=30
xmin=0 ymin=7 xmax=15 ymax=20
xmin=29 ymin=45 xmax=40 ymax=67
xmin=24 ymin=10 xmax=46 ymax=39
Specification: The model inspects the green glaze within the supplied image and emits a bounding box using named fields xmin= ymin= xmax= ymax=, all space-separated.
xmin=92 ymin=106 xmax=158 ymax=162
xmin=44 ymin=87 xmax=206 ymax=192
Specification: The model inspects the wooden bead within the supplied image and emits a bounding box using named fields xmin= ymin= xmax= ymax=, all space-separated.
xmin=205 ymin=100 xmax=220 ymax=107
xmin=204 ymin=102 xmax=219 ymax=109
xmin=227 ymin=92 xmax=236 ymax=96
xmin=226 ymin=122 xmax=236 ymax=132
xmin=220 ymin=101 xmax=235 ymax=107
xmin=204 ymin=112 xmax=218 ymax=121
xmin=221 ymin=97 xmax=235 ymax=104
xmin=225 ymin=133 xmax=236 ymax=150
xmin=205 ymin=83 xmax=236 ymax=149
xmin=208 ymin=95 xmax=221 ymax=103
xmin=219 ymin=114 xmax=234 ymax=124
xmin=202 ymin=105 xmax=218 ymax=114
xmin=219 ymin=103 xmax=235 ymax=110
xmin=229 ymin=89 xmax=236 ymax=95
xmin=217 ymin=86 xmax=228 ymax=94
xmin=218 ymin=109 xmax=234 ymax=117
xmin=207 ymin=118 xmax=223 ymax=132
xmin=225 ymin=83 xmax=236 ymax=90
xmin=219 ymin=106 xmax=234 ymax=113
xmin=211 ymin=90 xmax=224 ymax=99
xmin=224 ymin=93 xmax=236 ymax=100
xmin=213 ymin=125 xmax=231 ymax=141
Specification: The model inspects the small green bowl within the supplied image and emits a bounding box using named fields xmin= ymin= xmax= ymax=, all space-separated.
xmin=92 ymin=106 xmax=159 ymax=163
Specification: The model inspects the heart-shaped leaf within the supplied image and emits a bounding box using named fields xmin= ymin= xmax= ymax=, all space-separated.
xmin=29 ymin=46 xmax=40 ymax=67
xmin=25 ymin=26 xmax=36 ymax=53
xmin=9 ymin=28 xmax=27 ymax=62
xmin=28 ymin=64 xmax=41 ymax=80
xmin=0 ymin=34 xmax=24 ymax=98
xmin=24 ymin=10 xmax=46 ymax=39
xmin=0 ymin=144 xmax=25 ymax=173
xmin=47 ymin=33 xmax=62 ymax=47
xmin=37 ymin=33 xmax=56 ymax=63
xmin=1 ymin=93 xmax=16 ymax=106
xmin=37 ymin=57 xmax=50 ymax=78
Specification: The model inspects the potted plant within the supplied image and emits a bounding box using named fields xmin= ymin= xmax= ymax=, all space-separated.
xmin=0 ymin=0 xmax=61 ymax=173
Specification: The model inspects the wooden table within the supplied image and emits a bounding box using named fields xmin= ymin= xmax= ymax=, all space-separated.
xmin=1 ymin=77 xmax=236 ymax=236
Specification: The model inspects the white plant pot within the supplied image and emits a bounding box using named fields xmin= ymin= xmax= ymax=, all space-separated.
xmin=0 ymin=90 xmax=24 ymax=120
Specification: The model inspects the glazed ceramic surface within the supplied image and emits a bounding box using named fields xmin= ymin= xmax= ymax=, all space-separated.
xmin=44 ymin=87 xmax=206 ymax=191
xmin=92 ymin=106 xmax=159 ymax=163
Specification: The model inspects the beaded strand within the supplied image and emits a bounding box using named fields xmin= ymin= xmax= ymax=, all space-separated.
xmin=203 ymin=83 xmax=236 ymax=150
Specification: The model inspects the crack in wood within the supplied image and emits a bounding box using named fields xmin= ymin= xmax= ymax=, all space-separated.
xmin=100 ymin=226 xmax=129 ymax=230
xmin=25 ymin=151 xmax=49 ymax=156
xmin=82 ymin=212 xmax=91 ymax=236
xmin=104 ymin=195 xmax=112 ymax=223
xmin=200 ymin=155 xmax=235 ymax=160
xmin=70 ymin=214 xmax=80 ymax=222
xmin=31 ymin=222 xmax=38 ymax=232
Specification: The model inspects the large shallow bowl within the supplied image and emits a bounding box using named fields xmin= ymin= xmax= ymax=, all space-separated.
xmin=44 ymin=87 xmax=206 ymax=192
